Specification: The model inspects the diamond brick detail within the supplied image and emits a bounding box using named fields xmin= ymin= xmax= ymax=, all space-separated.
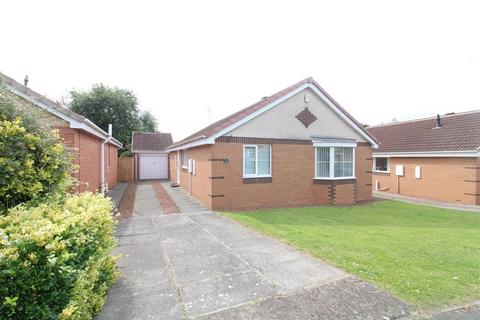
xmin=295 ymin=107 xmax=317 ymax=128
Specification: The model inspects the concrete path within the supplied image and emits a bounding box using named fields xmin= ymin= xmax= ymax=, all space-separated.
xmin=432 ymin=305 xmax=480 ymax=320
xmin=107 ymin=182 xmax=128 ymax=208
xmin=374 ymin=191 xmax=480 ymax=212
xmin=97 ymin=182 xmax=409 ymax=319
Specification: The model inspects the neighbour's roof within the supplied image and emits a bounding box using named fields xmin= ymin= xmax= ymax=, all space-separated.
xmin=366 ymin=110 xmax=480 ymax=153
xmin=0 ymin=72 xmax=122 ymax=147
xmin=168 ymin=77 xmax=377 ymax=149
xmin=131 ymin=132 xmax=173 ymax=151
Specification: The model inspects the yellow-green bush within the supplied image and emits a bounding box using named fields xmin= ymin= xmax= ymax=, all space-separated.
xmin=0 ymin=95 xmax=74 ymax=213
xmin=0 ymin=193 xmax=118 ymax=319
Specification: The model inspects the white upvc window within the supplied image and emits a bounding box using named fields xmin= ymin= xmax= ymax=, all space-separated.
xmin=181 ymin=149 xmax=188 ymax=168
xmin=373 ymin=157 xmax=390 ymax=173
xmin=314 ymin=146 xmax=356 ymax=179
xmin=243 ymin=145 xmax=271 ymax=177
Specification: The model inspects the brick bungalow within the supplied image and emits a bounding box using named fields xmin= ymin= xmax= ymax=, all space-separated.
xmin=366 ymin=111 xmax=480 ymax=205
xmin=166 ymin=77 xmax=378 ymax=210
xmin=0 ymin=72 xmax=123 ymax=193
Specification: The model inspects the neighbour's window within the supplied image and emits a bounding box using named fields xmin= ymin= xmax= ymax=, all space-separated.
xmin=181 ymin=149 xmax=188 ymax=168
xmin=373 ymin=157 xmax=389 ymax=172
xmin=243 ymin=145 xmax=271 ymax=177
xmin=315 ymin=147 xmax=355 ymax=179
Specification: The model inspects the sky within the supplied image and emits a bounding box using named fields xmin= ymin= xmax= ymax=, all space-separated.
xmin=2 ymin=0 xmax=480 ymax=141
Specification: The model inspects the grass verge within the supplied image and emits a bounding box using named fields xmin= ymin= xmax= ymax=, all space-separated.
xmin=223 ymin=200 xmax=480 ymax=309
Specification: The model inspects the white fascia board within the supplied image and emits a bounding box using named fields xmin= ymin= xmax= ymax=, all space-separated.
xmin=373 ymin=151 xmax=480 ymax=158
xmin=166 ymin=137 xmax=215 ymax=152
xmin=6 ymin=84 xmax=123 ymax=148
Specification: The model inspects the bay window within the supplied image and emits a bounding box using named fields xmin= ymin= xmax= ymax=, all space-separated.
xmin=314 ymin=143 xmax=356 ymax=179
xmin=243 ymin=145 xmax=271 ymax=177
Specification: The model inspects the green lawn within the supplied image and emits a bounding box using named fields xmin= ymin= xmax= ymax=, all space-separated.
xmin=223 ymin=200 xmax=480 ymax=309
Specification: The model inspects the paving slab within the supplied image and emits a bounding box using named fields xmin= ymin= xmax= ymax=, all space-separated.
xmin=432 ymin=305 xmax=480 ymax=320
xmin=200 ymin=277 xmax=409 ymax=320
xmin=96 ymin=183 xmax=181 ymax=320
xmin=107 ymin=182 xmax=128 ymax=208
xmin=374 ymin=191 xmax=480 ymax=212
xmin=182 ymin=270 xmax=278 ymax=316
xmin=98 ymin=181 xmax=410 ymax=320
xmin=160 ymin=181 xmax=208 ymax=212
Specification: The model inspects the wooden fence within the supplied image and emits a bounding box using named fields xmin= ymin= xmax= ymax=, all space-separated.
xmin=118 ymin=157 xmax=134 ymax=182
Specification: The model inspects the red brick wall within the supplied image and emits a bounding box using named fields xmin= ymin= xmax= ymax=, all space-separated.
xmin=78 ymin=131 xmax=102 ymax=192
xmin=57 ymin=126 xmax=118 ymax=193
xmin=177 ymin=146 xmax=213 ymax=208
xmin=170 ymin=140 xmax=373 ymax=210
xmin=372 ymin=157 xmax=479 ymax=205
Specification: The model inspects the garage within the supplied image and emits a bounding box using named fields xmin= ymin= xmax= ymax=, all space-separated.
xmin=139 ymin=153 xmax=168 ymax=180
xmin=131 ymin=132 xmax=173 ymax=181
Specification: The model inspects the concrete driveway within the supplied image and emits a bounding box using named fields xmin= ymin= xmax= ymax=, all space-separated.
xmin=97 ymin=182 xmax=409 ymax=320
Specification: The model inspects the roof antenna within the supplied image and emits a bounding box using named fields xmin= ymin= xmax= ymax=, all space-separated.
xmin=24 ymin=75 xmax=29 ymax=87
xmin=436 ymin=114 xmax=442 ymax=128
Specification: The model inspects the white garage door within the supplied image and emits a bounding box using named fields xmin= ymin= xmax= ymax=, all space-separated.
xmin=139 ymin=154 xmax=168 ymax=180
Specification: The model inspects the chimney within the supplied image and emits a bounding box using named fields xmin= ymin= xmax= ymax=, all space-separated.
xmin=436 ymin=114 xmax=442 ymax=128
xmin=24 ymin=75 xmax=29 ymax=87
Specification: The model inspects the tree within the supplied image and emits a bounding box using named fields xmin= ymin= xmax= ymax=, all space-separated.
xmin=68 ymin=84 xmax=157 ymax=148
xmin=0 ymin=89 xmax=73 ymax=213
xmin=138 ymin=110 xmax=157 ymax=132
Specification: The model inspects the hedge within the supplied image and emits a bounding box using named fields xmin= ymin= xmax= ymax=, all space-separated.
xmin=0 ymin=193 xmax=118 ymax=319
xmin=0 ymin=97 xmax=74 ymax=213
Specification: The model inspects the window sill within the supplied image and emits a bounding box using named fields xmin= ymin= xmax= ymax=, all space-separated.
xmin=313 ymin=177 xmax=357 ymax=185
xmin=313 ymin=177 xmax=357 ymax=180
xmin=372 ymin=171 xmax=390 ymax=175
xmin=243 ymin=175 xmax=272 ymax=179
xmin=243 ymin=177 xmax=272 ymax=184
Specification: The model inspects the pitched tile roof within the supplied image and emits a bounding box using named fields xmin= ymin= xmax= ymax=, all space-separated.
xmin=366 ymin=110 xmax=480 ymax=153
xmin=169 ymin=77 xmax=376 ymax=149
xmin=131 ymin=132 xmax=173 ymax=151
xmin=0 ymin=72 xmax=123 ymax=147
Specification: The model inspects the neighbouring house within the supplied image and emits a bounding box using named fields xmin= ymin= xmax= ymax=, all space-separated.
xmin=131 ymin=132 xmax=173 ymax=180
xmin=0 ymin=72 xmax=123 ymax=193
xmin=166 ymin=77 xmax=378 ymax=210
xmin=366 ymin=111 xmax=480 ymax=205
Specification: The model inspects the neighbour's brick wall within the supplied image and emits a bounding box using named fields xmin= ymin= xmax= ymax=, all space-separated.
xmin=169 ymin=139 xmax=373 ymax=211
xmin=56 ymin=127 xmax=81 ymax=192
xmin=372 ymin=157 xmax=479 ymax=205
xmin=78 ymin=131 xmax=102 ymax=192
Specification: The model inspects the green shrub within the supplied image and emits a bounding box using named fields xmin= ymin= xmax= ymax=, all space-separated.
xmin=0 ymin=103 xmax=73 ymax=213
xmin=0 ymin=193 xmax=118 ymax=320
